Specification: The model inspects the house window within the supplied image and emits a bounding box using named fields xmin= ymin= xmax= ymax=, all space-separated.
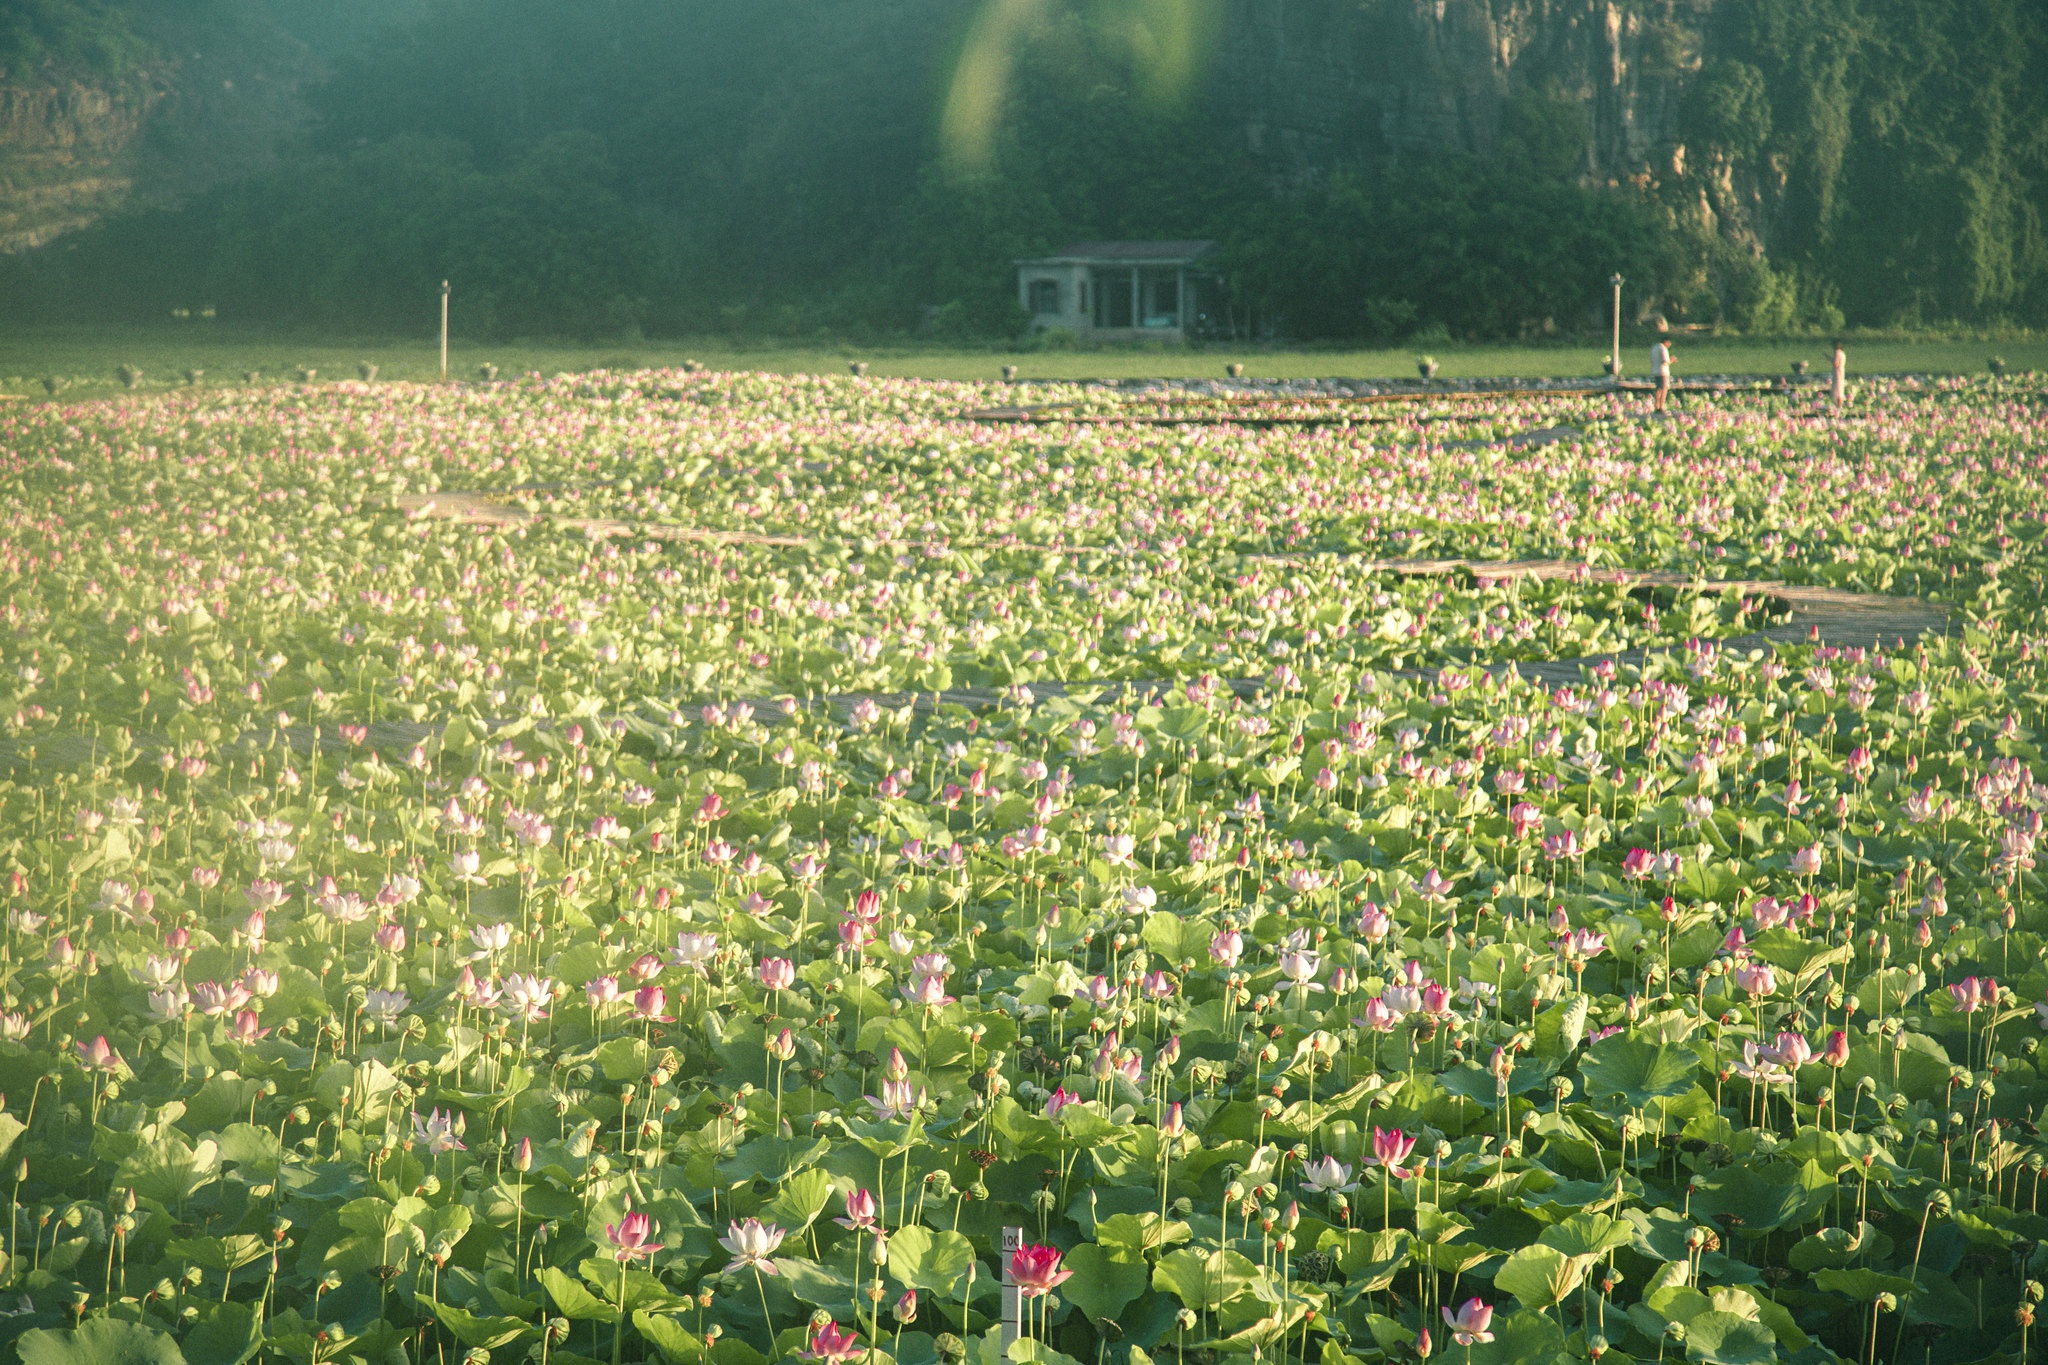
xmin=1029 ymin=280 xmax=1060 ymax=315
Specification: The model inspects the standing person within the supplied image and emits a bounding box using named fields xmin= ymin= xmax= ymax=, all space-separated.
xmin=1831 ymin=340 xmax=1847 ymax=409
xmin=1650 ymin=336 xmax=1673 ymax=412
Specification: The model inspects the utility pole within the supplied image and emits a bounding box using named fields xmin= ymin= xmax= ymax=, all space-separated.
xmin=1610 ymin=274 xmax=1624 ymax=385
xmin=440 ymin=280 xmax=451 ymax=380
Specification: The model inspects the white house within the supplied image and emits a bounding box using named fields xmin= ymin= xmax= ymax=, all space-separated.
xmin=1014 ymin=240 xmax=1215 ymax=341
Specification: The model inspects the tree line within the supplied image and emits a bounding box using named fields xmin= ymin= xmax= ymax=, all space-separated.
xmin=3 ymin=0 xmax=2044 ymax=341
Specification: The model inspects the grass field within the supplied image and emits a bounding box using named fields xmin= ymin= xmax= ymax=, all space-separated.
xmin=0 ymin=323 xmax=2040 ymax=398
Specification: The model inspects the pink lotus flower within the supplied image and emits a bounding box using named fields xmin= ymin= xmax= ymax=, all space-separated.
xmin=1558 ymin=929 xmax=1607 ymax=961
xmin=1209 ymin=929 xmax=1243 ymax=967
xmin=1278 ymin=950 xmax=1323 ymax=993
xmin=1789 ymin=844 xmax=1824 ymax=877
xmin=606 ymin=1210 xmax=660 ymax=1263
xmin=1355 ymin=997 xmax=1400 ymax=1033
xmin=632 ymin=985 xmax=673 ymax=1021
xmin=1441 ymin=1297 xmax=1495 ymax=1346
xmin=1731 ymin=962 xmax=1776 ymax=997
xmin=226 ymin=1010 xmax=269 ymax=1044
xmin=75 ymin=1035 xmax=122 ymax=1074
xmin=1370 ymin=1126 xmax=1419 ymax=1179
xmin=1009 ymin=1244 xmax=1073 ymax=1298
xmin=835 ymin=1188 xmax=879 ymax=1231
xmin=1044 ymin=1087 xmax=1079 ymax=1119
xmin=720 ymin=1217 xmax=785 ymax=1274
xmin=1949 ymin=976 xmax=1996 ymax=1013
xmin=1822 ymin=1029 xmax=1851 ymax=1067
xmin=803 ymin=1321 xmax=862 ymax=1365
xmin=1621 ymin=847 xmax=1655 ymax=881
xmin=669 ymin=932 xmax=718 ymax=973
xmin=901 ymin=973 xmax=954 ymax=1008
xmin=192 ymin=980 xmax=252 ymax=1016
xmin=412 ymin=1108 xmax=465 ymax=1153
xmin=759 ymin=957 xmax=796 ymax=991
xmin=1768 ymin=1032 xmax=1813 ymax=1067
xmin=866 ymin=1078 xmax=921 ymax=1120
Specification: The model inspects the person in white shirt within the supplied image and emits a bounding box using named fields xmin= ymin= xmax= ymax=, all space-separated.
xmin=1650 ymin=338 xmax=1673 ymax=411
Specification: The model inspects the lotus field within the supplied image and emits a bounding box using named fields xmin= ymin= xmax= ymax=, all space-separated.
xmin=3 ymin=370 xmax=2048 ymax=1365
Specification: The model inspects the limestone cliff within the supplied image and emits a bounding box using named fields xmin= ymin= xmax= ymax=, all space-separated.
xmin=1217 ymin=0 xmax=1703 ymax=183
xmin=0 ymin=5 xmax=313 ymax=254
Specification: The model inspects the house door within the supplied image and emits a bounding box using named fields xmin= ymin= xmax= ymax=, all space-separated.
xmin=1097 ymin=272 xmax=1134 ymax=328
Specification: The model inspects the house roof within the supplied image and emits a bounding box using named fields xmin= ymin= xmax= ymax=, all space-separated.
xmin=1015 ymin=239 xmax=1215 ymax=266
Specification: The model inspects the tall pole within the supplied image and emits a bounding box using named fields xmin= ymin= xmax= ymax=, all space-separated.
xmin=440 ymin=280 xmax=451 ymax=380
xmin=1000 ymin=1227 xmax=1023 ymax=1355
xmin=1610 ymin=273 xmax=1624 ymax=385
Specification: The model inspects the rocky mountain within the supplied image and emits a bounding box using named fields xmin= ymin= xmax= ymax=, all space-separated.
xmin=0 ymin=0 xmax=418 ymax=253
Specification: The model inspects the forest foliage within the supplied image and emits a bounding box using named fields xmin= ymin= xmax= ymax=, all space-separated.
xmin=3 ymin=0 xmax=2046 ymax=340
